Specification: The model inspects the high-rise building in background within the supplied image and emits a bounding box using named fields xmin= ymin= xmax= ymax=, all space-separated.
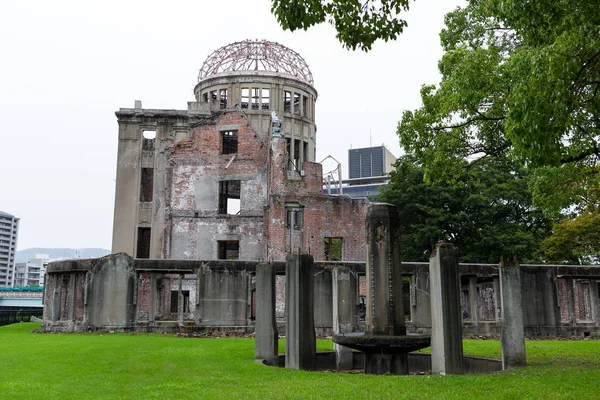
xmin=0 ymin=211 xmax=19 ymax=287
xmin=348 ymin=146 xmax=397 ymax=179
xmin=13 ymin=254 xmax=48 ymax=287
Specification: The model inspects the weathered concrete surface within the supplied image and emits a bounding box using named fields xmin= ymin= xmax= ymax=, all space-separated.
xmin=285 ymin=253 xmax=316 ymax=370
xmin=332 ymin=266 xmax=357 ymax=370
xmin=429 ymin=242 xmax=464 ymax=375
xmin=196 ymin=264 xmax=250 ymax=327
xmin=365 ymin=203 xmax=405 ymax=336
xmin=500 ymin=257 xmax=526 ymax=369
xmin=255 ymin=262 xmax=278 ymax=362
xmin=314 ymin=268 xmax=333 ymax=336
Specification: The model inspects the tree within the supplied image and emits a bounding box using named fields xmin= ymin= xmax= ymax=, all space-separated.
xmin=270 ymin=0 xmax=410 ymax=51
xmin=376 ymin=155 xmax=551 ymax=263
xmin=398 ymin=1 xmax=600 ymax=182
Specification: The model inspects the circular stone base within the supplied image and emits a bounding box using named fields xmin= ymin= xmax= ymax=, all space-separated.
xmin=332 ymin=333 xmax=431 ymax=354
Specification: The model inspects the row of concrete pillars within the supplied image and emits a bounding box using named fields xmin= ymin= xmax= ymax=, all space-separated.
xmin=255 ymin=204 xmax=527 ymax=374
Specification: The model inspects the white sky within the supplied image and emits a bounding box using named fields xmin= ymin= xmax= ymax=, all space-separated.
xmin=0 ymin=0 xmax=463 ymax=250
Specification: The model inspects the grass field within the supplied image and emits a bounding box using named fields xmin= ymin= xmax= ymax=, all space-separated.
xmin=1 ymin=323 xmax=599 ymax=399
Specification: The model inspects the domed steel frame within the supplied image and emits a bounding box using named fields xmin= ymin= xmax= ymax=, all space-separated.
xmin=198 ymin=40 xmax=314 ymax=85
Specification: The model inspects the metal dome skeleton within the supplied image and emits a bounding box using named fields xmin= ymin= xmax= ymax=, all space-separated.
xmin=198 ymin=40 xmax=314 ymax=85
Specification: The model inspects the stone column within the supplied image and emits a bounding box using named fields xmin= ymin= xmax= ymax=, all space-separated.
xmin=499 ymin=256 xmax=526 ymax=369
xmin=565 ymin=277 xmax=576 ymax=324
xmin=493 ymin=276 xmax=502 ymax=322
xmin=332 ymin=266 xmax=357 ymax=370
xmin=285 ymin=253 xmax=316 ymax=370
xmin=429 ymin=242 xmax=463 ymax=375
xmin=177 ymin=274 xmax=184 ymax=327
xmin=365 ymin=203 xmax=407 ymax=374
xmin=255 ymin=262 xmax=278 ymax=362
xmin=314 ymin=268 xmax=333 ymax=337
xmin=468 ymin=276 xmax=479 ymax=326
xmin=149 ymin=274 xmax=157 ymax=326
xmin=589 ymin=280 xmax=600 ymax=327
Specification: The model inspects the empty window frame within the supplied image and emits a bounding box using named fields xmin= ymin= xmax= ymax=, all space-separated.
xmin=218 ymin=240 xmax=240 ymax=260
xmin=324 ymin=237 xmax=342 ymax=261
xmin=142 ymin=130 xmax=156 ymax=151
xmin=221 ymin=131 xmax=238 ymax=154
xmin=302 ymin=95 xmax=308 ymax=117
xmin=251 ymin=88 xmax=260 ymax=110
xmin=293 ymin=93 xmax=301 ymax=115
xmin=286 ymin=209 xmax=303 ymax=230
xmin=210 ymin=90 xmax=217 ymax=101
xmin=170 ymin=290 xmax=190 ymax=313
xmin=218 ymin=180 xmax=241 ymax=215
xmin=203 ymin=92 xmax=209 ymax=102
xmin=241 ymin=88 xmax=249 ymax=109
xmin=136 ymin=227 xmax=151 ymax=259
xmin=261 ymin=88 xmax=270 ymax=110
xmin=139 ymin=168 xmax=154 ymax=202
xmin=219 ymin=88 xmax=228 ymax=109
xmin=284 ymin=91 xmax=291 ymax=113
xmin=303 ymin=141 xmax=309 ymax=161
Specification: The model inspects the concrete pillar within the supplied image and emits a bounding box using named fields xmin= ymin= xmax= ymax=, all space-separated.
xmin=468 ymin=276 xmax=479 ymax=326
xmin=365 ymin=204 xmax=405 ymax=337
xmin=149 ymin=274 xmax=157 ymax=325
xmin=255 ymin=262 xmax=278 ymax=362
xmin=429 ymin=242 xmax=463 ymax=375
xmin=565 ymin=277 xmax=576 ymax=324
xmin=285 ymin=253 xmax=316 ymax=370
xmin=493 ymin=276 xmax=502 ymax=322
xmin=332 ymin=266 xmax=357 ymax=370
xmin=314 ymin=268 xmax=333 ymax=336
xmin=364 ymin=203 xmax=407 ymax=374
xmin=499 ymin=257 xmax=526 ymax=369
xmin=177 ymin=274 xmax=184 ymax=327
xmin=590 ymin=280 xmax=600 ymax=327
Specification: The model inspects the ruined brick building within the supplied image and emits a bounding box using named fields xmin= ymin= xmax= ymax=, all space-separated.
xmin=111 ymin=40 xmax=368 ymax=264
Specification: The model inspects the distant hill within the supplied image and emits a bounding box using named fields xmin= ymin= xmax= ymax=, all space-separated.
xmin=15 ymin=248 xmax=111 ymax=263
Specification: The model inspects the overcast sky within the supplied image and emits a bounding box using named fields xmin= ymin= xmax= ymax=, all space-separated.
xmin=0 ymin=0 xmax=463 ymax=251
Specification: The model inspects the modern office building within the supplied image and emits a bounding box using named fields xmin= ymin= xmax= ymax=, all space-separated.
xmin=348 ymin=145 xmax=397 ymax=179
xmin=0 ymin=211 xmax=19 ymax=288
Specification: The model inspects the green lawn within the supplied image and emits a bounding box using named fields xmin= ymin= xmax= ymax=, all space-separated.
xmin=1 ymin=323 xmax=598 ymax=399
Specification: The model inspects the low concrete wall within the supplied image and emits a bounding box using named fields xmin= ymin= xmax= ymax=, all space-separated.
xmin=42 ymin=256 xmax=600 ymax=337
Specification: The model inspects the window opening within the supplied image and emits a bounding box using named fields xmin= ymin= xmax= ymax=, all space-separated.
xmin=203 ymin=92 xmax=208 ymax=102
xmin=218 ymin=180 xmax=241 ymax=215
xmin=302 ymin=95 xmax=308 ymax=117
xmin=251 ymin=88 xmax=260 ymax=110
xmin=139 ymin=168 xmax=154 ymax=202
xmin=241 ymin=88 xmax=249 ymax=109
xmin=293 ymin=93 xmax=301 ymax=115
xmin=324 ymin=237 xmax=342 ymax=261
xmin=142 ymin=130 xmax=156 ymax=151
xmin=221 ymin=131 xmax=238 ymax=154
xmin=210 ymin=90 xmax=218 ymax=101
xmin=170 ymin=290 xmax=190 ymax=313
xmin=303 ymin=141 xmax=309 ymax=161
xmin=294 ymin=139 xmax=301 ymax=169
xmin=219 ymin=88 xmax=228 ymax=109
xmin=261 ymin=88 xmax=270 ymax=110
xmin=136 ymin=227 xmax=151 ymax=259
xmin=218 ymin=240 xmax=240 ymax=260
xmin=284 ymin=91 xmax=291 ymax=113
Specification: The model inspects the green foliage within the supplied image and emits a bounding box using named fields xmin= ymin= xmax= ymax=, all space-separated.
xmin=399 ymin=0 xmax=600 ymax=177
xmin=270 ymin=0 xmax=410 ymax=51
xmin=377 ymin=155 xmax=551 ymax=263
xmin=1 ymin=323 xmax=600 ymax=399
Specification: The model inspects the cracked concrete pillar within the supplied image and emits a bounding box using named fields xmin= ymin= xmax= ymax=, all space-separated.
xmin=500 ymin=256 xmax=526 ymax=369
xmin=429 ymin=242 xmax=463 ymax=375
xmin=285 ymin=253 xmax=316 ymax=370
xmin=255 ymin=262 xmax=278 ymax=362
xmin=177 ymin=274 xmax=184 ymax=327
